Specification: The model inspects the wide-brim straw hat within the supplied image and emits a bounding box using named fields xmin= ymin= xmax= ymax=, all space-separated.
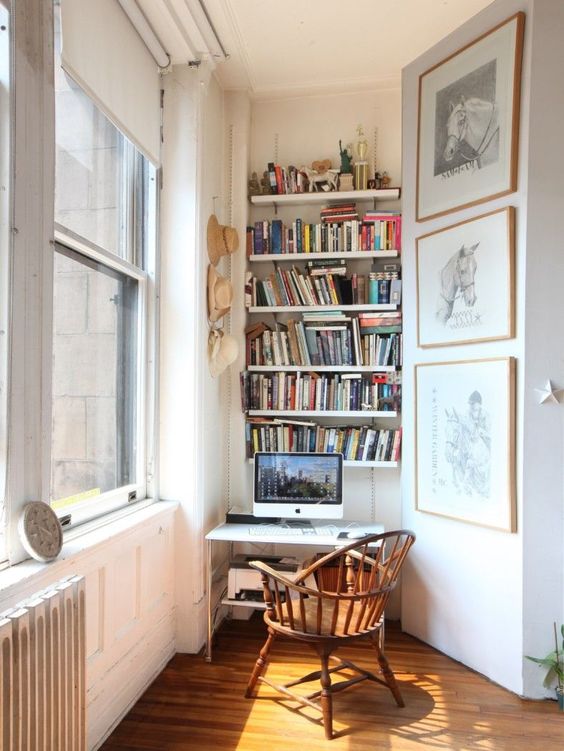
xmin=208 ymin=329 xmax=238 ymax=378
xmin=207 ymin=214 xmax=239 ymax=266
xmin=207 ymin=264 xmax=233 ymax=322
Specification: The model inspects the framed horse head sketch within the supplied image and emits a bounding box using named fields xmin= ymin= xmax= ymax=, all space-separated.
xmin=416 ymin=13 xmax=525 ymax=222
xmin=415 ymin=357 xmax=516 ymax=532
xmin=416 ymin=207 xmax=514 ymax=348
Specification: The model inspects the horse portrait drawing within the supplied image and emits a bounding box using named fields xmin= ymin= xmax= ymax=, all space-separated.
xmin=436 ymin=242 xmax=479 ymax=325
xmin=443 ymin=95 xmax=499 ymax=169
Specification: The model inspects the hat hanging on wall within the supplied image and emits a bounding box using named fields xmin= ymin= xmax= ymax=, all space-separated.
xmin=208 ymin=328 xmax=238 ymax=378
xmin=207 ymin=264 xmax=233 ymax=322
xmin=207 ymin=214 xmax=239 ymax=266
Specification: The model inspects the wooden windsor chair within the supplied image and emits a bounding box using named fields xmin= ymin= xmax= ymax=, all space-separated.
xmin=245 ymin=529 xmax=415 ymax=740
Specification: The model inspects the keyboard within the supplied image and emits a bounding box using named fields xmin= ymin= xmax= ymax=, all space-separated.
xmin=248 ymin=526 xmax=315 ymax=536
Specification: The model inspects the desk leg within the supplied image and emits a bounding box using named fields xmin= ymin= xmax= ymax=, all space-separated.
xmin=205 ymin=538 xmax=213 ymax=662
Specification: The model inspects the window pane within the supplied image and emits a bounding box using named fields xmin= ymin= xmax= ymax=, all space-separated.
xmin=54 ymin=4 xmax=146 ymax=263
xmin=0 ymin=4 xmax=9 ymax=560
xmin=51 ymin=248 xmax=138 ymax=509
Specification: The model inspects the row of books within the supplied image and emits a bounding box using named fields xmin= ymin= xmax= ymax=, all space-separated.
xmin=246 ymin=314 xmax=402 ymax=368
xmin=240 ymin=371 xmax=401 ymax=413
xmin=246 ymin=418 xmax=402 ymax=462
xmin=263 ymin=163 xmax=306 ymax=195
xmin=246 ymin=267 xmax=398 ymax=308
xmin=247 ymin=213 xmax=401 ymax=255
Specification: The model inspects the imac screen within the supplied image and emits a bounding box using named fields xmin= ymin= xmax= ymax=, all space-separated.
xmin=254 ymin=453 xmax=342 ymax=507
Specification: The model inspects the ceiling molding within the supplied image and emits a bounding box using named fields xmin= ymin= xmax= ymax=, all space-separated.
xmin=247 ymin=75 xmax=402 ymax=102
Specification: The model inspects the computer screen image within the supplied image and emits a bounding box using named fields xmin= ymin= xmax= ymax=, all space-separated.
xmin=253 ymin=452 xmax=343 ymax=520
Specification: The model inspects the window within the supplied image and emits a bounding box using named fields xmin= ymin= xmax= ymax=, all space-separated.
xmin=52 ymin=11 xmax=158 ymax=525
xmin=0 ymin=3 xmax=10 ymax=561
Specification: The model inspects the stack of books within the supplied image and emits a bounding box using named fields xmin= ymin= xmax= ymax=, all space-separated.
xmin=245 ymin=419 xmax=402 ymax=462
xmin=362 ymin=211 xmax=402 ymax=250
xmin=369 ymin=262 xmax=402 ymax=304
xmin=246 ymin=215 xmax=401 ymax=256
xmin=240 ymin=371 xmax=401 ymax=412
xmin=246 ymin=266 xmax=385 ymax=307
xmin=320 ymin=203 xmax=359 ymax=223
xmin=245 ymin=313 xmax=402 ymax=368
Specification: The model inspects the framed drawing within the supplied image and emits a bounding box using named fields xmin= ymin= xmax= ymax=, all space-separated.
xmin=416 ymin=207 xmax=514 ymax=348
xmin=417 ymin=13 xmax=525 ymax=221
xmin=415 ymin=357 xmax=516 ymax=532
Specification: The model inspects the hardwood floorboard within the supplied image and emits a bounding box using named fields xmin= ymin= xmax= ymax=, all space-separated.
xmin=100 ymin=615 xmax=564 ymax=751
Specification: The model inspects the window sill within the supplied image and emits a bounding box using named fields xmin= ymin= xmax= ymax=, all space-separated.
xmin=0 ymin=499 xmax=178 ymax=601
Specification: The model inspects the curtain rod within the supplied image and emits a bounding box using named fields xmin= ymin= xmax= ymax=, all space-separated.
xmin=117 ymin=0 xmax=171 ymax=70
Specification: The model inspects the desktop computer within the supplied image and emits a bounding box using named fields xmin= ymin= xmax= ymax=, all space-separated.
xmin=253 ymin=452 xmax=344 ymax=522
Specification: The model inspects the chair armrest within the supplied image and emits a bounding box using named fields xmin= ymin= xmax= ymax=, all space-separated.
xmin=249 ymin=560 xmax=331 ymax=599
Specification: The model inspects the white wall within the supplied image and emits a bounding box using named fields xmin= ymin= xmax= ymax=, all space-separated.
xmin=160 ymin=64 xmax=227 ymax=651
xmin=401 ymin=0 xmax=564 ymax=697
xmin=520 ymin=0 xmax=564 ymax=696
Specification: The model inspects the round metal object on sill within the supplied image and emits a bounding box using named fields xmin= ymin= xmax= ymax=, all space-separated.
xmin=18 ymin=501 xmax=63 ymax=562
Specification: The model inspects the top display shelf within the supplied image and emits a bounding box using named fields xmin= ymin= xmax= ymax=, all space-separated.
xmin=249 ymin=188 xmax=401 ymax=208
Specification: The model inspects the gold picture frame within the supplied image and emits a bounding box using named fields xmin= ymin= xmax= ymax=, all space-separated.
xmin=416 ymin=13 xmax=525 ymax=222
xmin=416 ymin=206 xmax=515 ymax=348
xmin=415 ymin=357 xmax=516 ymax=532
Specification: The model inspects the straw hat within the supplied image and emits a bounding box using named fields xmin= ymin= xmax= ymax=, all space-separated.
xmin=208 ymin=329 xmax=238 ymax=378
xmin=207 ymin=214 xmax=239 ymax=266
xmin=207 ymin=264 xmax=233 ymax=322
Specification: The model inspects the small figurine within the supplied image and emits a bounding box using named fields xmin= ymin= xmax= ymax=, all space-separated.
xmin=248 ymin=171 xmax=260 ymax=197
xmin=300 ymin=165 xmax=339 ymax=192
xmin=260 ymin=171 xmax=271 ymax=195
xmin=381 ymin=171 xmax=391 ymax=188
xmin=339 ymin=140 xmax=353 ymax=173
xmin=374 ymin=172 xmax=382 ymax=189
xmin=311 ymin=159 xmax=332 ymax=175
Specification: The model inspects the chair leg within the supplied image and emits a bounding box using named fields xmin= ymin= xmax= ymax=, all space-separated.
xmin=371 ymin=638 xmax=404 ymax=707
xmin=245 ymin=628 xmax=276 ymax=698
xmin=316 ymin=645 xmax=334 ymax=740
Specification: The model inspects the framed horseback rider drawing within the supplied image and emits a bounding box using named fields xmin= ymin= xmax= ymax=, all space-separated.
xmin=415 ymin=358 xmax=516 ymax=532
xmin=416 ymin=207 xmax=514 ymax=348
xmin=416 ymin=13 xmax=525 ymax=221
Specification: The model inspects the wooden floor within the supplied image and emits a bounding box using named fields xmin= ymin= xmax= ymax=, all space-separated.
xmin=101 ymin=615 xmax=563 ymax=751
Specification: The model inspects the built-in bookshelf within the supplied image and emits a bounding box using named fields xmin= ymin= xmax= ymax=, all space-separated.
xmin=241 ymin=190 xmax=402 ymax=467
xmin=250 ymin=187 xmax=400 ymax=208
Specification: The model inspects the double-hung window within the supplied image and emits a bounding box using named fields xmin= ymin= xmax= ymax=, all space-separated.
xmin=51 ymin=7 xmax=158 ymax=526
xmin=1 ymin=1 xmax=160 ymax=566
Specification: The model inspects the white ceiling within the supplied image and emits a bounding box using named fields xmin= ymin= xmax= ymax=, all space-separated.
xmin=140 ymin=0 xmax=495 ymax=98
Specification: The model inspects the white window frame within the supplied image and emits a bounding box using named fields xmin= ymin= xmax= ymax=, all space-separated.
xmin=3 ymin=0 xmax=160 ymax=567
xmin=0 ymin=1 xmax=11 ymax=564
xmin=52 ymin=224 xmax=156 ymax=528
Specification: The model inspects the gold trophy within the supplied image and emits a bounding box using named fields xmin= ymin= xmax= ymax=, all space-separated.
xmin=353 ymin=124 xmax=369 ymax=191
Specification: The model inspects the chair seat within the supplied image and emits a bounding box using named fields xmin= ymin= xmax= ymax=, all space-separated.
xmin=265 ymin=595 xmax=380 ymax=639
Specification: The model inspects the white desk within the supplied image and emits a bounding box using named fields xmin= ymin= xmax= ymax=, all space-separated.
xmin=204 ymin=519 xmax=385 ymax=661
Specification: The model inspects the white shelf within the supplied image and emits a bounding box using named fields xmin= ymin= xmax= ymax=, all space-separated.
xmin=248 ymin=304 xmax=397 ymax=313
xmin=250 ymin=188 xmax=400 ymax=208
xmin=247 ymin=365 xmax=396 ymax=373
xmin=249 ymin=250 xmax=399 ymax=263
xmin=221 ymin=598 xmax=266 ymax=610
xmin=247 ymin=458 xmax=398 ymax=469
xmin=248 ymin=410 xmax=398 ymax=418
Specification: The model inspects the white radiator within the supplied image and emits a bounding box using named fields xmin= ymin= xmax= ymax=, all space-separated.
xmin=0 ymin=575 xmax=86 ymax=750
